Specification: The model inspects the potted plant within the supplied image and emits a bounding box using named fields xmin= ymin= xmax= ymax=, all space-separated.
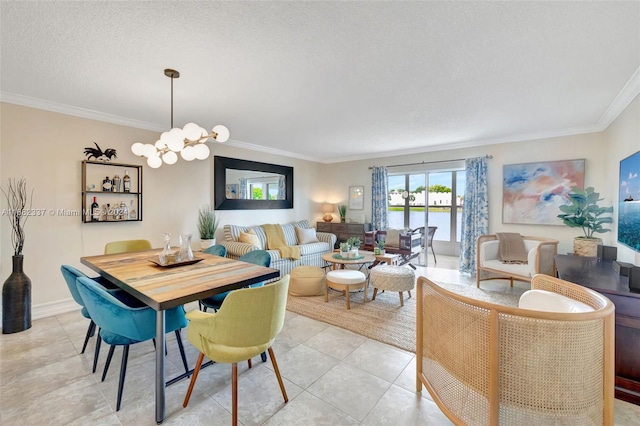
xmin=346 ymin=237 xmax=361 ymax=257
xmin=557 ymin=186 xmax=613 ymax=257
xmin=1 ymin=178 xmax=33 ymax=334
xmin=197 ymin=206 xmax=219 ymax=249
xmin=374 ymin=239 xmax=385 ymax=255
xmin=338 ymin=204 xmax=347 ymax=223
xmin=339 ymin=242 xmax=351 ymax=257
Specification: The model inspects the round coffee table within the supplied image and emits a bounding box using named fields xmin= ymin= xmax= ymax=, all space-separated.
xmin=321 ymin=252 xmax=376 ymax=271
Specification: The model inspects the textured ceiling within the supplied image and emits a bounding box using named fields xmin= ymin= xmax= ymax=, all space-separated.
xmin=1 ymin=1 xmax=639 ymax=163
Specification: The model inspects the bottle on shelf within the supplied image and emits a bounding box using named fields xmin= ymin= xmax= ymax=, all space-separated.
xmin=113 ymin=174 xmax=121 ymax=192
xmin=129 ymin=200 xmax=137 ymax=220
xmin=123 ymin=170 xmax=131 ymax=192
xmin=106 ymin=203 xmax=112 ymax=221
xmin=120 ymin=201 xmax=128 ymax=221
xmin=100 ymin=204 xmax=107 ymax=221
xmin=91 ymin=196 xmax=100 ymax=222
xmin=102 ymin=176 xmax=112 ymax=192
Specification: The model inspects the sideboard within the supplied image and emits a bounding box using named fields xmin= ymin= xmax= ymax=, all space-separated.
xmin=316 ymin=222 xmax=372 ymax=248
xmin=555 ymin=254 xmax=640 ymax=405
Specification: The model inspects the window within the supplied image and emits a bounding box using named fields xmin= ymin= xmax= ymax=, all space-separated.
xmin=248 ymin=178 xmax=279 ymax=200
xmin=387 ymin=169 xmax=465 ymax=243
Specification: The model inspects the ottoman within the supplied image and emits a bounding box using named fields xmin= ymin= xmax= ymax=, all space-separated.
xmin=370 ymin=265 xmax=415 ymax=306
xmin=325 ymin=270 xmax=367 ymax=310
xmin=289 ymin=266 xmax=325 ymax=296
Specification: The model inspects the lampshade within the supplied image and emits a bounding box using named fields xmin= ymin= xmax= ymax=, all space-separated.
xmin=322 ymin=203 xmax=334 ymax=213
xmin=321 ymin=203 xmax=334 ymax=222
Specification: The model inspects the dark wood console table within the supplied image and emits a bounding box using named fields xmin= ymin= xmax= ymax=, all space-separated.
xmin=317 ymin=222 xmax=372 ymax=248
xmin=555 ymin=254 xmax=640 ymax=405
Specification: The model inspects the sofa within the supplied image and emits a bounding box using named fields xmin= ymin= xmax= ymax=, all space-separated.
xmin=220 ymin=220 xmax=337 ymax=277
xmin=476 ymin=234 xmax=558 ymax=288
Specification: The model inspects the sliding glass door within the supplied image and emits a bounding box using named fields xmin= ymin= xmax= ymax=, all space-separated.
xmin=387 ymin=167 xmax=465 ymax=256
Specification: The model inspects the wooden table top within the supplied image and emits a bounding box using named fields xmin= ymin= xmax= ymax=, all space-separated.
xmin=81 ymin=249 xmax=280 ymax=310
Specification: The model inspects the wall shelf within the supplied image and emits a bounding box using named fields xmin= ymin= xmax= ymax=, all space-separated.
xmin=81 ymin=160 xmax=143 ymax=223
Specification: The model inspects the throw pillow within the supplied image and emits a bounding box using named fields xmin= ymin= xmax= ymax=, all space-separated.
xmin=384 ymin=229 xmax=403 ymax=248
xmin=240 ymin=230 xmax=262 ymax=249
xmin=295 ymin=227 xmax=319 ymax=244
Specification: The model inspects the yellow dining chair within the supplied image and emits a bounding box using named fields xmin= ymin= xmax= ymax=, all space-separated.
xmin=183 ymin=275 xmax=290 ymax=426
xmin=104 ymin=239 xmax=152 ymax=254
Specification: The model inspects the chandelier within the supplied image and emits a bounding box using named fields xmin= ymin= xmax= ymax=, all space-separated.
xmin=131 ymin=69 xmax=230 ymax=168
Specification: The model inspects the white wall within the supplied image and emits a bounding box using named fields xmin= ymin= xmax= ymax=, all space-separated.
xmin=0 ymin=103 xmax=323 ymax=317
xmin=320 ymin=133 xmax=608 ymax=256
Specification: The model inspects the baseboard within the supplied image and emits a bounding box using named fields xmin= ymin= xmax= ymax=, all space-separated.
xmin=0 ymin=298 xmax=80 ymax=324
xmin=33 ymin=298 xmax=81 ymax=320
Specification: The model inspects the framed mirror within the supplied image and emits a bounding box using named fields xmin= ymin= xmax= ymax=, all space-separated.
xmin=214 ymin=156 xmax=294 ymax=210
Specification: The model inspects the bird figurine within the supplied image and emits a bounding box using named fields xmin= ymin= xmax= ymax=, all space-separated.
xmin=84 ymin=142 xmax=117 ymax=161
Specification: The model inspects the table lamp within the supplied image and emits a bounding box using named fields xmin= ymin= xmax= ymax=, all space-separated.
xmin=322 ymin=203 xmax=335 ymax=222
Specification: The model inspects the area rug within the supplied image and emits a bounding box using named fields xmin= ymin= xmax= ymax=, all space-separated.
xmin=286 ymin=281 xmax=520 ymax=353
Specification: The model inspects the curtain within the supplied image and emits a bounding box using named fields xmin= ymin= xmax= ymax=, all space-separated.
xmin=459 ymin=157 xmax=488 ymax=274
xmin=371 ymin=166 xmax=389 ymax=231
xmin=277 ymin=175 xmax=286 ymax=200
xmin=238 ymin=178 xmax=248 ymax=199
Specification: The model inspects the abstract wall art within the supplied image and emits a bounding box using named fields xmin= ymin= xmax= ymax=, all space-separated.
xmin=618 ymin=150 xmax=640 ymax=253
xmin=503 ymin=159 xmax=585 ymax=225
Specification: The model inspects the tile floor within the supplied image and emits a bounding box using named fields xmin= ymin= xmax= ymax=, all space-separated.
xmin=1 ymin=256 xmax=639 ymax=425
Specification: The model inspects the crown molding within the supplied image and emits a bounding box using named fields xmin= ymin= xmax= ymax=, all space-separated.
xmin=4 ymin=63 xmax=640 ymax=165
xmin=0 ymin=91 xmax=165 ymax=132
xmin=597 ymin=65 xmax=640 ymax=130
xmin=223 ymin=139 xmax=320 ymax=163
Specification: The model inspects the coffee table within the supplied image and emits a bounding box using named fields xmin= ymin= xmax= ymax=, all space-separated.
xmin=321 ymin=252 xmax=376 ymax=271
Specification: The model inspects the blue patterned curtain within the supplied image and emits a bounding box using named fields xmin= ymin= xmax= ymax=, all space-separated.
xmin=277 ymin=175 xmax=285 ymax=200
xmin=371 ymin=166 xmax=388 ymax=231
xmin=459 ymin=157 xmax=488 ymax=274
xmin=239 ymin=178 xmax=248 ymax=199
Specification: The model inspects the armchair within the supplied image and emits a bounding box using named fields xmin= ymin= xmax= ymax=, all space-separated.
xmin=476 ymin=234 xmax=558 ymax=288
xmin=416 ymin=274 xmax=614 ymax=425
xmin=183 ymin=276 xmax=290 ymax=426
xmin=76 ymin=276 xmax=189 ymax=411
xmin=104 ymin=239 xmax=151 ymax=254
xmin=365 ymin=228 xmax=422 ymax=269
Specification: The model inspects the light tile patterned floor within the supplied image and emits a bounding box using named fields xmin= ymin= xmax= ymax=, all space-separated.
xmin=1 ymin=256 xmax=638 ymax=425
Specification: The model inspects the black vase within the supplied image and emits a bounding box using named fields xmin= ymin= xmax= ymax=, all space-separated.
xmin=2 ymin=255 xmax=32 ymax=334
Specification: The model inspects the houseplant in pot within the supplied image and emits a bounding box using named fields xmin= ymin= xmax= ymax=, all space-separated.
xmin=1 ymin=178 xmax=33 ymax=334
xmin=197 ymin=206 xmax=219 ymax=250
xmin=346 ymin=237 xmax=362 ymax=257
xmin=557 ymin=186 xmax=613 ymax=257
xmin=338 ymin=204 xmax=347 ymax=223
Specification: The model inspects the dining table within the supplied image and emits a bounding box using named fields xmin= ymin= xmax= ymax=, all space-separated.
xmin=81 ymin=248 xmax=280 ymax=424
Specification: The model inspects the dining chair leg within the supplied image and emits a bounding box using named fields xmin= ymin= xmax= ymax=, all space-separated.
xmin=431 ymin=246 xmax=437 ymax=264
xmin=183 ymin=352 xmax=205 ymax=408
xmin=232 ymin=362 xmax=238 ymax=426
xmin=81 ymin=320 xmax=96 ymax=354
xmin=102 ymin=345 xmax=116 ymax=381
xmin=116 ymin=345 xmax=130 ymax=412
xmin=92 ymin=330 xmax=102 ymax=373
xmin=247 ymin=358 xmax=252 ymax=369
xmin=175 ymin=330 xmax=189 ymax=374
xmin=260 ymin=351 xmax=267 ymax=362
xmin=268 ymin=347 xmax=288 ymax=403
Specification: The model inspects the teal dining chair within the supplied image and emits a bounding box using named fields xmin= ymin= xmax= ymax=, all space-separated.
xmin=60 ymin=265 xmax=145 ymax=372
xmin=76 ymin=276 xmax=189 ymax=411
xmin=199 ymin=250 xmax=271 ymax=312
xmin=198 ymin=245 xmax=227 ymax=311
